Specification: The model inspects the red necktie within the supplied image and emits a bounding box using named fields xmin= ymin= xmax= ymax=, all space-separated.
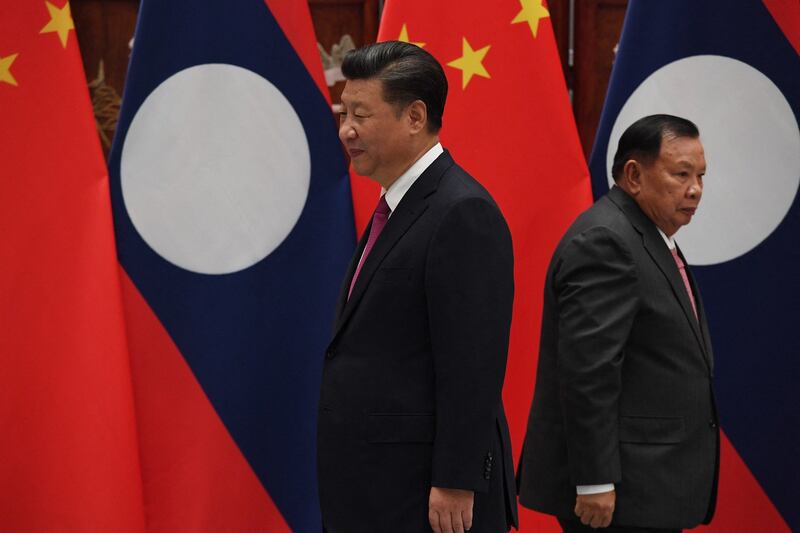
xmin=348 ymin=195 xmax=391 ymax=298
xmin=671 ymin=247 xmax=698 ymax=320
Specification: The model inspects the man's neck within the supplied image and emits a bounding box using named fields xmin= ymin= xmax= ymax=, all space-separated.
xmin=615 ymin=183 xmax=678 ymax=239
xmin=379 ymin=136 xmax=440 ymax=190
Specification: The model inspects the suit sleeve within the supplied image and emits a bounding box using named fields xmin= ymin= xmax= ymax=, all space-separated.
xmin=555 ymin=226 xmax=638 ymax=485
xmin=425 ymin=197 xmax=514 ymax=492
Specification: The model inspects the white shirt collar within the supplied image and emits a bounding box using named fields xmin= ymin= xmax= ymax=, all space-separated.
xmin=382 ymin=142 xmax=444 ymax=213
xmin=657 ymin=227 xmax=677 ymax=250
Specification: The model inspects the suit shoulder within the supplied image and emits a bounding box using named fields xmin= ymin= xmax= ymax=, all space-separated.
xmin=434 ymin=161 xmax=499 ymax=210
xmin=550 ymin=196 xmax=640 ymax=271
xmin=560 ymin=195 xmax=638 ymax=245
xmin=428 ymin=164 xmax=511 ymax=245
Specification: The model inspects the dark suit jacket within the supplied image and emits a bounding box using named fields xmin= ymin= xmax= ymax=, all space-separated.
xmin=317 ymin=151 xmax=518 ymax=532
xmin=517 ymin=186 xmax=719 ymax=529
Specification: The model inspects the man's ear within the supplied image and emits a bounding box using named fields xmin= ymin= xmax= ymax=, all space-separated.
xmin=407 ymin=100 xmax=428 ymax=134
xmin=622 ymin=159 xmax=643 ymax=195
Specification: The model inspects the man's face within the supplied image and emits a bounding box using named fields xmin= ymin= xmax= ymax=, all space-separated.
xmin=633 ymin=135 xmax=706 ymax=237
xmin=338 ymin=78 xmax=413 ymax=187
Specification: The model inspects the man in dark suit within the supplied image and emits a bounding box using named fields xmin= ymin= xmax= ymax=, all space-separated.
xmin=317 ymin=41 xmax=518 ymax=533
xmin=517 ymin=115 xmax=718 ymax=533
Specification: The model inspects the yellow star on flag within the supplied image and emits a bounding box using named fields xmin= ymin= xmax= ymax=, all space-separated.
xmin=0 ymin=53 xmax=19 ymax=86
xmin=512 ymin=0 xmax=550 ymax=38
xmin=40 ymin=1 xmax=75 ymax=48
xmin=398 ymin=24 xmax=426 ymax=48
xmin=447 ymin=37 xmax=491 ymax=90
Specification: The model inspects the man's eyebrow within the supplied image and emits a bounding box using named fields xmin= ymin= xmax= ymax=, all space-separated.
xmin=671 ymin=159 xmax=706 ymax=173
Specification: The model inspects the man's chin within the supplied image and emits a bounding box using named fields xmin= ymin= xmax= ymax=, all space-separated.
xmin=350 ymin=162 xmax=371 ymax=178
xmin=679 ymin=213 xmax=695 ymax=226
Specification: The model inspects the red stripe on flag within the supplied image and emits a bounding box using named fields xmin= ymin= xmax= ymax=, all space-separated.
xmin=697 ymin=431 xmax=790 ymax=532
xmin=763 ymin=0 xmax=800 ymax=55
xmin=516 ymin=428 xmax=794 ymax=532
xmin=119 ymin=270 xmax=291 ymax=532
xmin=263 ymin=0 xmax=332 ymax=104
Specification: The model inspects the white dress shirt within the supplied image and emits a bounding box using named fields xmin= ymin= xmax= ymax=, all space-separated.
xmin=657 ymin=227 xmax=677 ymax=250
xmin=382 ymin=142 xmax=444 ymax=213
xmin=353 ymin=143 xmax=443 ymax=270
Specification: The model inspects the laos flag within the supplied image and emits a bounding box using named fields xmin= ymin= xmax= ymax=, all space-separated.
xmin=589 ymin=1 xmax=799 ymax=531
xmin=108 ymin=1 xmax=355 ymax=531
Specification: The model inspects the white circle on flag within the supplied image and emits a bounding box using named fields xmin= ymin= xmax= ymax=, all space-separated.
xmin=121 ymin=63 xmax=310 ymax=274
xmin=606 ymin=55 xmax=800 ymax=266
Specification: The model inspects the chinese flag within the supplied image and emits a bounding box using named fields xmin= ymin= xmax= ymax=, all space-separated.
xmin=355 ymin=1 xmax=593 ymax=530
xmin=0 ymin=2 xmax=146 ymax=531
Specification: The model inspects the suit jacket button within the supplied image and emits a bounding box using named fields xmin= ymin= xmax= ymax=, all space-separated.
xmin=709 ymin=420 xmax=717 ymax=428
xmin=326 ymin=349 xmax=335 ymax=359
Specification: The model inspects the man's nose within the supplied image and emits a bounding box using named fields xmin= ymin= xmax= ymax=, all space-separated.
xmin=339 ymin=120 xmax=356 ymax=142
xmin=687 ymin=177 xmax=702 ymax=198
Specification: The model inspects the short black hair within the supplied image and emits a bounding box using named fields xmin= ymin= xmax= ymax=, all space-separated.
xmin=611 ymin=114 xmax=700 ymax=181
xmin=341 ymin=41 xmax=447 ymax=133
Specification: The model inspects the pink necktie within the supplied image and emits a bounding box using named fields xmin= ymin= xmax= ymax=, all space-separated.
xmin=348 ymin=195 xmax=391 ymax=298
xmin=671 ymin=248 xmax=698 ymax=320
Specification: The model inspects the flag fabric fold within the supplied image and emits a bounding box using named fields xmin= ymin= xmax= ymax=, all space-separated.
xmin=0 ymin=1 xmax=146 ymax=531
xmin=108 ymin=0 xmax=355 ymax=531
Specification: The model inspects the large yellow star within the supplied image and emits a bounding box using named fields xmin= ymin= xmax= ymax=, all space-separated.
xmin=512 ymin=0 xmax=550 ymax=38
xmin=447 ymin=37 xmax=491 ymax=90
xmin=40 ymin=1 xmax=75 ymax=48
xmin=398 ymin=24 xmax=426 ymax=48
xmin=0 ymin=53 xmax=19 ymax=86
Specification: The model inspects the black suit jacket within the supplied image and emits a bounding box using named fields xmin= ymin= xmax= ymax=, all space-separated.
xmin=317 ymin=151 xmax=518 ymax=532
xmin=517 ymin=186 xmax=719 ymax=529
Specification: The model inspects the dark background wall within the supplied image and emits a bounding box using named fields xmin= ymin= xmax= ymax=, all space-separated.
xmin=70 ymin=0 xmax=627 ymax=159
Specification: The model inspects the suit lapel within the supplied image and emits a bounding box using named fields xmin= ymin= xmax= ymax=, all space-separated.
xmin=680 ymin=248 xmax=715 ymax=372
xmin=333 ymin=221 xmax=371 ymax=324
xmin=608 ymin=187 xmax=710 ymax=368
xmin=330 ymin=151 xmax=454 ymax=343
xmin=645 ymin=232 xmax=711 ymax=369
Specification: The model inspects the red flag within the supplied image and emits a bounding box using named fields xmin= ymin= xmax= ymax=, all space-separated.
xmin=0 ymin=2 xmax=146 ymax=531
xmin=361 ymin=2 xmax=593 ymax=530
